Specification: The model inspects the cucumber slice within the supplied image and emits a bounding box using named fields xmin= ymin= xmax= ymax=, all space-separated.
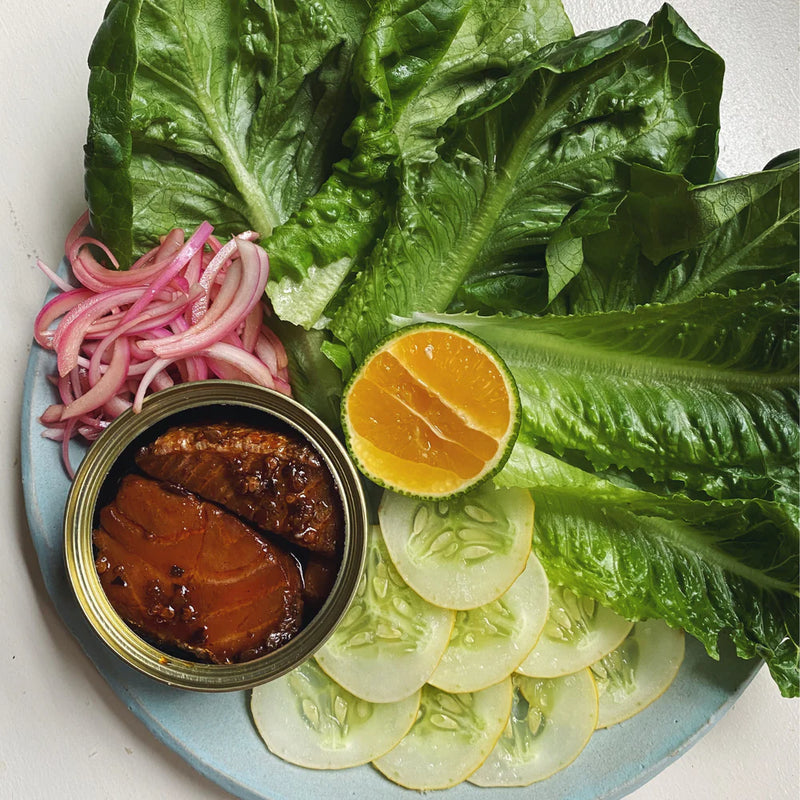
xmin=517 ymin=585 xmax=633 ymax=678
xmin=428 ymin=552 xmax=549 ymax=692
xmin=250 ymin=659 xmax=420 ymax=769
xmin=378 ymin=484 xmax=534 ymax=609
xmin=469 ymin=670 xmax=598 ymax=787
xmin=372 ymin=679 xmax=513 ymax=790
xmin=591 ymin=618 xmax=685 ymax=728
xmin=315 ymin=525 xmax=455 ymax=703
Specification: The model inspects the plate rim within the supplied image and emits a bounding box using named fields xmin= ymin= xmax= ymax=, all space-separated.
xmin=19 ymin=271 xmax=761 ymax=800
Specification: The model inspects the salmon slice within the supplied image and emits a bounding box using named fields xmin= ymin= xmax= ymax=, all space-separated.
xmin=94 ymin=474 xmax=304 ymax=664
xmin=136 ymin=423 xmax=344 ymax=555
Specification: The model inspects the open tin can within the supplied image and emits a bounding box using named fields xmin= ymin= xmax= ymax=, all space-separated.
xmin=64 ymin=380 xmax=368 ymax=691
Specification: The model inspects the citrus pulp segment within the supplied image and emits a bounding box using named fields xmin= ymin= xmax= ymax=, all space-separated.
xmin=342 ymin=324 xmax=520 ymax=498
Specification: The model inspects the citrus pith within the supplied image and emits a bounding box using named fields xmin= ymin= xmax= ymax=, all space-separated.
xmin=341 ymin=323 xmax=520 ymax=498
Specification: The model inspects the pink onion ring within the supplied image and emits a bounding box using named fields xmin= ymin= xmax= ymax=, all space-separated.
xmin=34 ymin=216 xmax=291 ymax=476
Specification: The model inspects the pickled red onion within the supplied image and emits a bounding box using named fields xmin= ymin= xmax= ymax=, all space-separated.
xmin=35 ymin=216 xmax=290 ymax=477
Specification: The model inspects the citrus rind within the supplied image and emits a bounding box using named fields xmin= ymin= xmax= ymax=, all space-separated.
xmin=341 ymin=323 xmax=520 ymax=500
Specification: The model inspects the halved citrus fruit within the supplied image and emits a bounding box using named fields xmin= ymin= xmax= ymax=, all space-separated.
xmin=341 ymin=323 xmax=520 ymax=498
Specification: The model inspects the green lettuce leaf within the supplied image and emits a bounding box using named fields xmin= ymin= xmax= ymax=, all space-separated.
xmin=330 ymin=5 xmax=724 ymax=361
xmin=266 ymin=319 xmax=344 ymax=433
xmin=404 ymin=278 xmax=799 ymax=505
xmin=652 ymin=158 xmax=800 ymax=303
xmin=494 ymin=441 xmax=799 ymax=698
xmin=266 ymin=0 xmax=574 ymax=328
xmin=85 ymin=0 xmax=372 ymax=265
xmin=344 ymin=0 xmax=574 ymax=171
xmin=405 ymin=276 xmax=800 ymax=696
xmin=542 ymin=156 xmax=799 ymax=314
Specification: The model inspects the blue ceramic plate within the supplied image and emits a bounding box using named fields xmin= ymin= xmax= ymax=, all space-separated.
xmin=21 ymin=269 xmax=758 ymax=800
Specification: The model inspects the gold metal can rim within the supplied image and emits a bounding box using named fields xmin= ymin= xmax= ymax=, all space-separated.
xmin=64 ymin=380 xmax=368 ymax=691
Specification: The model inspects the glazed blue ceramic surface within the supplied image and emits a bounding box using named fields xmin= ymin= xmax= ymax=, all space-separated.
xmin=21 ymin=267 xmax=757 ymax=800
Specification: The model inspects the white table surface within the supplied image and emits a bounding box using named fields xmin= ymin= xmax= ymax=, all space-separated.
xmin=2 ymin=1 xmax=798 ymax=798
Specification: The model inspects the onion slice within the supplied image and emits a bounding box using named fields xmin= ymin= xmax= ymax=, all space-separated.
xmin=145 ymin=240 xmax=270 ymax=360
xmin=34 ymin=216 xmax=291 ymax=475
xmin=60 ymin=338 xmax=131 ymax=421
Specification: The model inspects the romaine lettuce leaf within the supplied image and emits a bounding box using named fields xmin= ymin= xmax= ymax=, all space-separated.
xmin=652 ymin=157 xmax=800 ymax=302
xmin=85 ymin=0 xmax=372 ymax=265
xmin=404 ymin=275 xmax=800 ymax=696
xmin=495 ymin=441 xmax=799 ymax=698
xmin=329 ymin=5 xmax=724 ymax=361
xmin=266 ymin=0 xmax=574 ymax=328
xmin=403 ymin=277 xmax=799 ymax=505
xmin=343 ymin=0 xmax=575 ymax=172
xmin=266 ymin=318 xmax=344 ymax=433
xmin=541 ymin=155 xmax=799 ymax=314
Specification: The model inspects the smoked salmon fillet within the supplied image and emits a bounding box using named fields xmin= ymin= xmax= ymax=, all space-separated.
xmin=93 ymin=474 xmax=304 ymax=663
xmin=136 ymin=423 xmax=343 ymax=555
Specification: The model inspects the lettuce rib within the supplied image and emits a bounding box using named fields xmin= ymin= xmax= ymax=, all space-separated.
xmin=330 ymin=6 xmax=724 ymax=359
xmin=496 ymin=442 xmax=799 ymax=698
xmin=408 ymin=278 xmax=799 ymax=505
xmin=85 ymin=0 xmax=373 ymax=265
